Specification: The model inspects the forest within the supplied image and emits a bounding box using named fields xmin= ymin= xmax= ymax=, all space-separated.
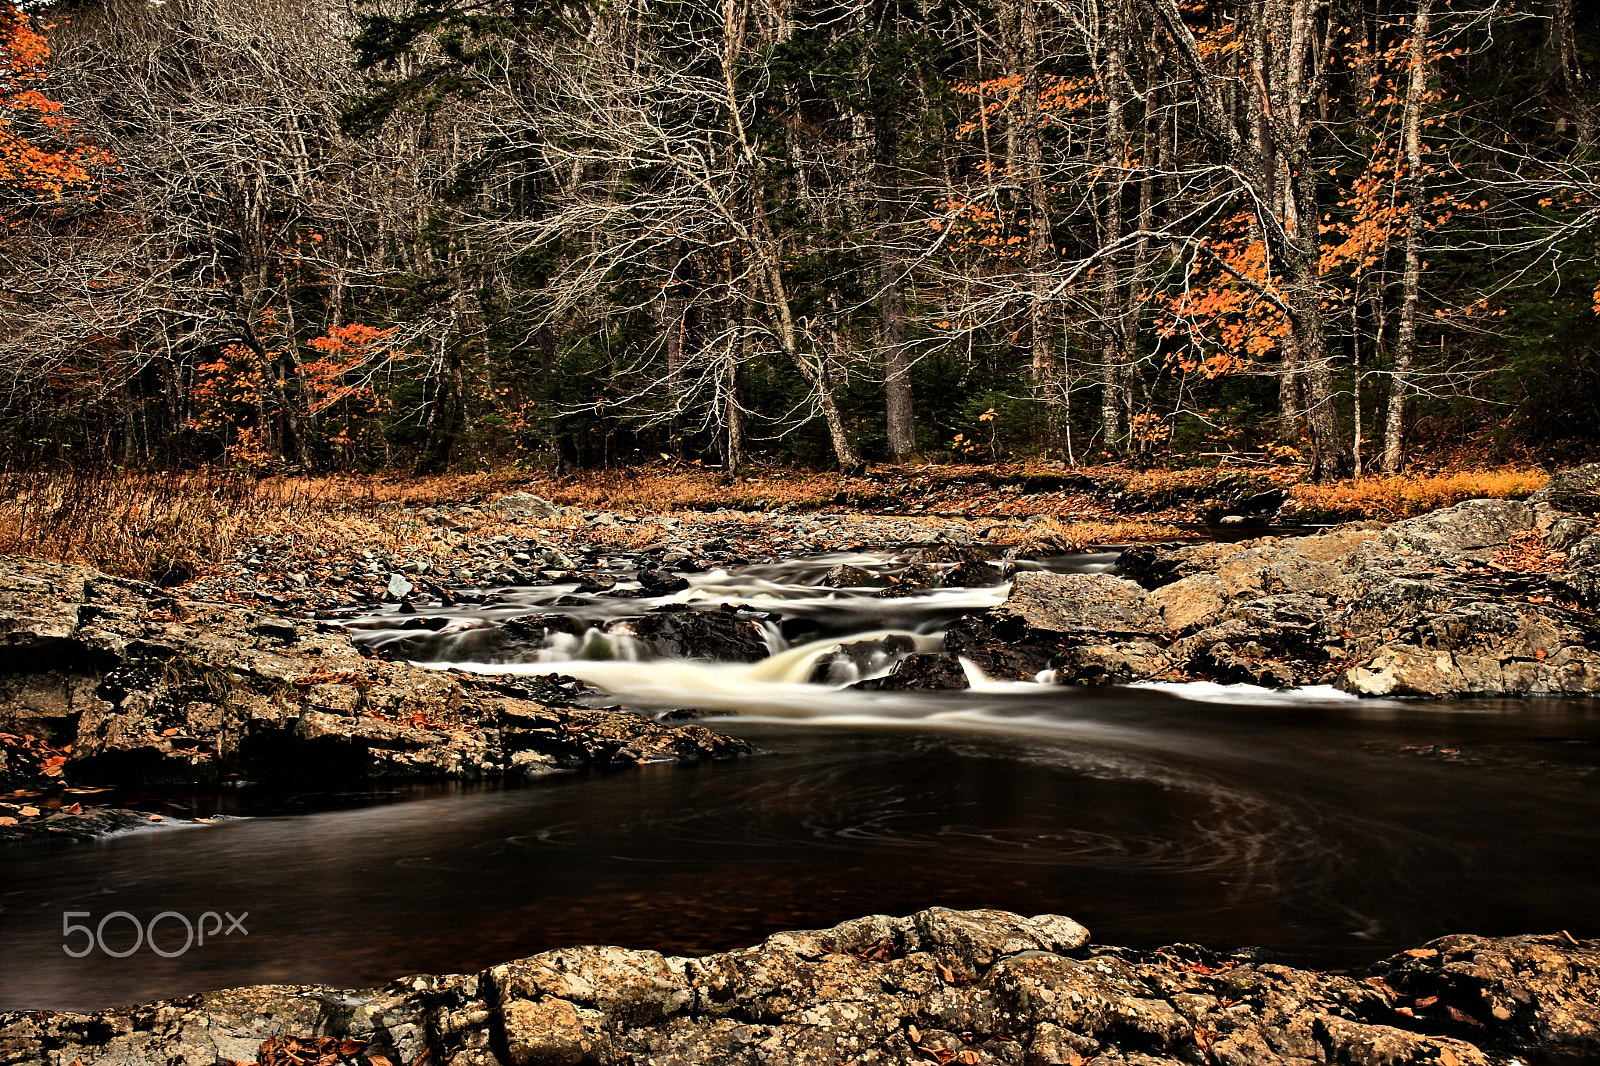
xmin=1 ymin=0 xmax=1597 ymax=479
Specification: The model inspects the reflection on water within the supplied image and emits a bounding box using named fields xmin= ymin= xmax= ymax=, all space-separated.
xmin=2 ymin=549 xmax=1598 ymax=1012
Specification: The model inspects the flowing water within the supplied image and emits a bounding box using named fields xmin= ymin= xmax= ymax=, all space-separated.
xmin=2 ymin=549 xmax=1599 ymax=1012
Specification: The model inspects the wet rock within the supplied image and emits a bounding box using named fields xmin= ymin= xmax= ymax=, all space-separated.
xmin=573 ymin=573 xmax=617 ymax=593
xmin=12 ymin=910 xmax=1597 ymax=1066
xmin=851 ymin=652 xmax=969 ymax=691
xmin=637 ymin=570 xmax=690 ymax=594
xmin=630 ymin=607 xmax=772 ymax=663
xmin=874 ymin=563 xmax=942 ymax=598
xmin=819 ymin=564 xmax=875 ymax=589
xmin=944 ymin=559 xmax=1004 ymax=587
xmin=809 ymin=634 xmax=916 ymax=684
xmin=493 ymin=493 xmax=560 ymax=519
xmin=912 ymin=544 xmax=988 ymax=566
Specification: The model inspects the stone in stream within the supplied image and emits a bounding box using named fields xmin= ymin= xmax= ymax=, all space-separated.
xmin=912 ymin=543 xmax=989 ymax=566
xmin=944 ymin=558 xmax=1004 ymax=587
xmin=851 ymin=651 xmax=970 ymax=691
xmin=629 ymin=606 xmax=773 ymax=663
xmin=13 ymin=908 xmax=1600 ymax=1066
xmin=875 ymin=563 xmax=941 ymax=598
xmin=809 ymin=634 xmax=916 ymax=684
xmin=385 ymin=572 xmax=414 ymax=600
xmin=637 ymin=569 xmax=690 ymax=594
xmin=945 ymin=571 xmax=1167 ymax=683
xmin=819 ymin=563 xmax=875 ymax=588
xmin=574 ymin=573 xmax=617 ymax=593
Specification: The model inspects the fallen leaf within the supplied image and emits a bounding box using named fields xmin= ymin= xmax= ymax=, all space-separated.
xmin=908 ymin=1026 xmax=922 ymax=1044
xmin=18 ymin=806 xmax=39 ymax=817
xmin=0 ymin=817 xmax=16 ymax=826
xmin=1447 ymin=1006 xmax=1485 ymax=1028
xmin=148 ymin=814 xmax=164 ymax=822
xmin=162 ymin=727 xmax=181 ymax=736
xmin=1404 ymin=948 xmax=1438 ymax=958
xmin=1440 ymin=1049 xmax=1461 ymax=1066
xmin=66 ymin=802 xmax=82 ymax=814
xmin=1414 ymin=995 xmax=1438 ymax=1008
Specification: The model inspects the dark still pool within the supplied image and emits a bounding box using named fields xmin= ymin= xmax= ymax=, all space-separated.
xmin=3 ymin=684 xmax=1598 ymax=1011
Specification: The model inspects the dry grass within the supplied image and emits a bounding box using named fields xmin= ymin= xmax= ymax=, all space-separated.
xmin=0 ymin=469 xmax=293 ymax=585
xmin=0 ymin=470 xmax=496 ymax=585
xmin=985 ymin=517 xmax=1186 ymax=552
xmin=538 ymin=467 xmax=848 ymax=512
xmin=1284 ymin=468 xmax=1548 ymax=521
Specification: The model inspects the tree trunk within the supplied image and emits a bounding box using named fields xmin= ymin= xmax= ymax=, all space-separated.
xmin=876 ymin=112 xmax=916 ymax=461
xmin=1383 ymin=0 xmax=1432 ymax=474
xmin=1098 ymin=0 xmax=1129 ymax=451
xmin=1017 ymin=0 xmax=1061 ymax=451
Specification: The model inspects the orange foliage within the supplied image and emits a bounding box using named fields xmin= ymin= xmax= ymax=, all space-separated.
xmin=1155 ymin=215 xmax=1290 ymax=379
xmin=0 ymin=3 xmax=112 ymax=212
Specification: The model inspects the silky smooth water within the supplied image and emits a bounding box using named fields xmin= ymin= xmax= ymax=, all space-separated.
xmin=2 ymin=551 xmax=1597 ymax=1012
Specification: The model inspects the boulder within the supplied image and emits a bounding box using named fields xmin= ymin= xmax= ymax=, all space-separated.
xmin=1559 ymin=534 xmax=1600 ymax=609
xmin=492 ymin=493 xmax=561 ymax=519
xmin=1380 ymin=498 xmax=1535 ymax=565
xmin=1525 ymin=463 xmax=1600 ymax=516
xmin=912 ymin=544 xmax=989 ymax=566
xmin=944 ymin=559 xmax=1004 ymax=587
xmin=637 ymin=569 xmax=690 ymax=595
xmin=1335 ymin=578 xmax=1600 ymax=698
xmin=10 ymin=909 xmax=1598 ymax=1066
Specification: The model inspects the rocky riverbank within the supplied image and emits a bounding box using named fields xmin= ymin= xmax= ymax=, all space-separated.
xmin=0 ymin=554 xmax=751 ymax=842
xmin=5 ymin=907 xmax=1597 ymax=1066
xmin=944 ymin=466 xmax=1600 ymax=698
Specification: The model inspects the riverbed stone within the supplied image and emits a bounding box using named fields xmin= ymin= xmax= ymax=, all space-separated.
xmin=8 ymin=910 xmax=1597 ymax=1066
xmin=819 ymin=563 xmax=875 ymax=588
xmin=850 ymin=652 xmax=969 ymax=691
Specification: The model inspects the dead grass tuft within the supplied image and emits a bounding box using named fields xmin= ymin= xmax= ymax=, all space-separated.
xmin=985 ymin=517 xmax=1185 ymax=553
xmin=1285 ymin=468 xmax=1547 ymax=521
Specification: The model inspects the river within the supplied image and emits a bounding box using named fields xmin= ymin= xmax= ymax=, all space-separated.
xmin=2 ymin=549 xmax=1597 ymax=1012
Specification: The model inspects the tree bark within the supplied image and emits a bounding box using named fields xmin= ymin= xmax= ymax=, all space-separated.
xmin=1383 ymin=0 xmax=1432 ymax=473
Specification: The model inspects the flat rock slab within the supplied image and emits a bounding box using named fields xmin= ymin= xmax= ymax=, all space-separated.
xmin=5 ymin=908 xmax=1597 ymax=1066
